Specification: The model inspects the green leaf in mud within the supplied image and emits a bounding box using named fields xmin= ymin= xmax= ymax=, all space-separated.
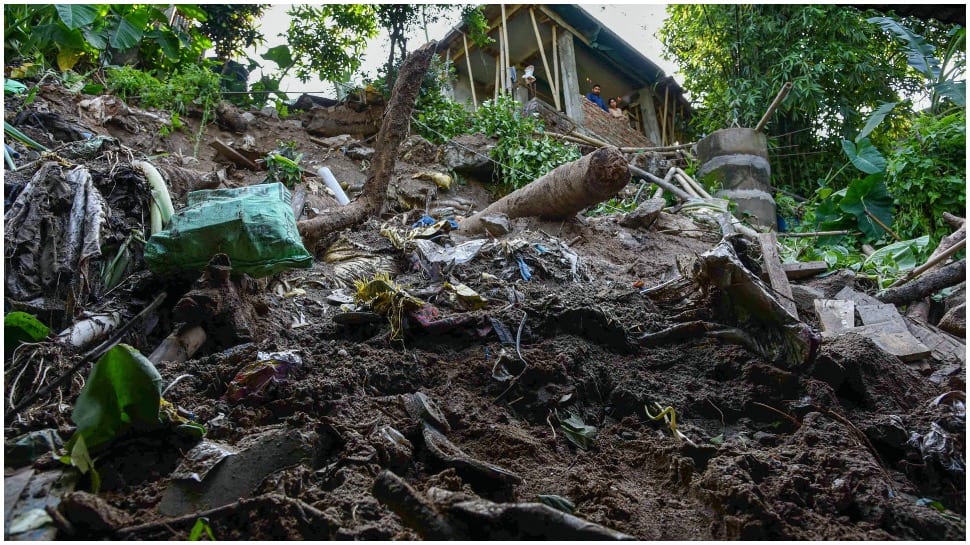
xmin=537 ymin=494 xmax=576 ymax=514
xmin=60 ymin=434 xmax=101 ymax=493
xmin=916 ymin=498 xmax=947 ymax=512
xmin=188 ymin=517 xmax=216 ymax=540
xmin=560 ymin=412 xmax=597 ymax=450
xmin=67 ymin=344 xmax=164 ymax=453
xmin=5 ymin=312 xmax=50 ymax=355
xmin=839 ymin=173 xmax=894 ymax=240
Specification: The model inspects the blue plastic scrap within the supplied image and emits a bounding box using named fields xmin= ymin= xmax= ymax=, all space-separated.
xmin=516 ymin=256 xmax=532 ymax=281
xmin=412 ymin=216 xmax=436 ymax=228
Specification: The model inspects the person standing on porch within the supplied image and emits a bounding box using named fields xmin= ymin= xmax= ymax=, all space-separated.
xmin=586 ymin=84 xmax=608 ymax=111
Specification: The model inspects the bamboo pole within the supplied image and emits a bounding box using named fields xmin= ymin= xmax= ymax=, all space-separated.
xmin=529 ymin=8 xmax=559 ymax=110
xmin=501 ymin=4 xmax=511 ymax=95
xmin=660 ymin=87 xmax=670 ymax=146
xmin=778 ymin=230 xmax=854 ymax=238
xmin=754 ymin=82 xmax=793 ymax=132
xmin=620 ymin=142 xmax=696 ymax=153
xmin=462 ymin=32 xmax=478 ymax=109
xmin=552 ymin=25 xmax=560 ymax=110
xmin=494 ymin=55 xmax=500 ymax=101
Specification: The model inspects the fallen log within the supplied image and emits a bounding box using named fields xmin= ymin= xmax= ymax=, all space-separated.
xmin=458 ymin=146 xmax=630 ymax=235
xmin=298 ymin=42 xmax=435 ymax=247
xmin=877 ymin=258 xmax=966 ymax=305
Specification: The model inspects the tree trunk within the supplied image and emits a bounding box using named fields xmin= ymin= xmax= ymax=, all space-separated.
xmin=877 ymin=258 xmax=966 ymax=305
xmin=457 ymin=146 xmax=630 ymax=236
xmin=298 ymin=41 xmax=436 ymax=247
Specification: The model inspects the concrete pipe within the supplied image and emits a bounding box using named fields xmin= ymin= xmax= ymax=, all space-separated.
xmin=696 ymin=128 xmax=777 ymax=230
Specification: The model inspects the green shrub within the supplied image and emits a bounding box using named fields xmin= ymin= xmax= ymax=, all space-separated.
xmin=471 ymin=95 xmax=580 ymax=191
xmin=885 ymin=109 xmax=966 ymax=246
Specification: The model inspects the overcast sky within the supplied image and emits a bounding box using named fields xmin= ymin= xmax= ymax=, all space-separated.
xmin=246 ymin=4 xmax=677 ymax=96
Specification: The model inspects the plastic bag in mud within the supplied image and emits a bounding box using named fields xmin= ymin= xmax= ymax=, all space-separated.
xmin=145 ymin=183 xmax=312 ymax=278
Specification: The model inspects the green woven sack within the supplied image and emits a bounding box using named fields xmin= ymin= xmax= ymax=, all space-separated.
xmin=145 ymin=183 xmax=312 ymax=277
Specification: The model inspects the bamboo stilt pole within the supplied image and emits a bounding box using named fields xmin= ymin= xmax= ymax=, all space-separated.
xmin=501 ymin=4 xmax=512 ymax=96
xmin=462 ymin=32 xmax=478 ymax=109
xmin=529 ymin=8 xmax=559 ymax=110
xmin=494 ymin=55 xmax=500 ymax=101
xmin=552 ymin=25 xmax=560 ymax=110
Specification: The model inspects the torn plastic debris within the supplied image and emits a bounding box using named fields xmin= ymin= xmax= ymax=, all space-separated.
xmin=516 ymin=256 xmax=533 ymax=281
xmin=408 ymin=305 xmax=492 ymax=338
xmin=227 ymin=350 xmax=303 ymax=402
xmin=412 ymin=170 xmax=453 ymax=190
xmin=414 ymin=238 xmax=487 ymax=267
xmin=170 ymin=440 xmax=238 ymax=482
xmin=355 ymin=274 xmax=426 ymax=340
xmin=907 ymin=422 xmax=965 ymax=475
xmin=325 ymin=237 xmax=398 ymax=288
xmin=145 ymin=183 xmax=312 ymax=278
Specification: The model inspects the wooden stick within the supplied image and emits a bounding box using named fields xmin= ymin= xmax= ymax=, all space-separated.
xmin=888 ymin=237 xmax=966 ymax=288
xmin=620 ymin=142 xmax=696 ymax=153
xmin=674 ymin=168 xmax=711 ymax=199
xmin=629 ymin=165 xmax=691 ymax=202
xmin=552 ymin=25 xmax=560 ymax=110
xmin=461 ymin=33 xmax=478 ymax=110
xmin=754 ymin=82 xmax=793 ymax=132
xmin=494 ymin=55 xmax=500 ymax=101
xmin=661 ymin=87 xmax=669 ymax=146
xmin=567 ymin=131 xmax=609 ymax=147
xmin=865 ymin=210 xmax=901 ymax=241
xmin=529 ymin=8 xmax=559 ymax=111
xmin=501 ymin=4 xmax=511 ymax=95
xmin=778 ymin=230 xmax=854 ymax=238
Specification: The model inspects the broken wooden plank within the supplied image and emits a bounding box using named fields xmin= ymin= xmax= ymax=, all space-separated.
xmin=850 ymin=323 xmax=932 ymax=362
xmin=853 ymin=302 xmax=932 ymax=361
xmin=814 ymin=299 xmax=854 ymax=337
xmin=783 ymin=260 xmax=827 ymax=280
xmin=834 ymin=286 xmax=882 ymax=307
xmin=209 ymin=139 xmax=259 ymax=170
xmin=906 ymin=319 xmax=966 ymax=365
xmin=856 ymin=302 xmax=906 ymax=326
xmin=758 ymin=232 xmax=798 ymax=319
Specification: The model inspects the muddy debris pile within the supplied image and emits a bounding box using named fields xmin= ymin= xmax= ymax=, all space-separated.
xmin=4 ymin=78 xmax=966 ymax=541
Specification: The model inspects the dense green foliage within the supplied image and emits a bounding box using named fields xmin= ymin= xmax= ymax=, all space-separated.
xmin=4 ymin=4 xmax=210 ymax=73
xmin=659 ymin=5 xmax=936 ymax=195
xmin=197 ymin=4 xmax=267 ymax=61
xmin=471 ymin=95 xmax=581 ymax=191
xmin=284 ymin=4 xmax=378 ymax=83
xmin=886 ymin=109 xmax=966 ymax=244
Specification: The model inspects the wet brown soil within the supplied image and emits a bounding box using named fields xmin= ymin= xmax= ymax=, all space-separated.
xmin=3 ymin=83 xmax=966 ymax=540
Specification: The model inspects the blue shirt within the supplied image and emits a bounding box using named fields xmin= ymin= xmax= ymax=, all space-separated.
xmin=586 ymin=92 xmax=608 ymax=111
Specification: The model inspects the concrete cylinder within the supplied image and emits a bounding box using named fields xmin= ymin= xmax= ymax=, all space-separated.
xmin=696 ymin=128 xmax=777 ymax=229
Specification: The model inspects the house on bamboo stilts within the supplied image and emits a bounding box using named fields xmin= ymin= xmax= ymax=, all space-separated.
xmin=436 ymin=4 xmax=691 ymax=148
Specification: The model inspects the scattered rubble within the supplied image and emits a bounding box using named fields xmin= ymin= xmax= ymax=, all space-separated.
xmin=3 ymin=60 xmax=965 ymax=542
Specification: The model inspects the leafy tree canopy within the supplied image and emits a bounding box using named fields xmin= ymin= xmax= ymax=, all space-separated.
xmin=198 ymin=4 xmax=268 ymax=61
xmin=659 ymin=5 xmax=953 ymax=195
xmin=285 ymin=4 xmax=379 ymax=83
